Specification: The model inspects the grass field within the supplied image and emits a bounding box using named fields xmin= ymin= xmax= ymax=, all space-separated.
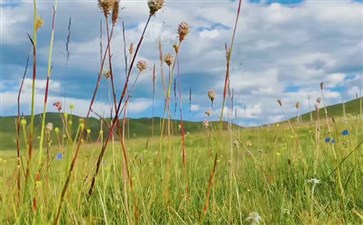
xmin=1 ymin=0 xmax=363 ymax=224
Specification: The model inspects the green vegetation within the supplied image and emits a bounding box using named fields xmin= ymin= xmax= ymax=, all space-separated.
xmin=1 ymin=0 xmax=362 ymax=224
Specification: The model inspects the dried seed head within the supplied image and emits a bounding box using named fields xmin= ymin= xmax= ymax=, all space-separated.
xmin=103 ymin=70 xmax=111 ymax=79
xmin=205 ymin=110 xmax=211 ymax=117
xmin=164 ymin=53 xmax=174 ymax=67
xmin=137 ymin=60 xmax=147 ymax=72
xmin=98 ymin=0 xmax=115 ymax=17
xmin=148 ymin=0 xmax=164 ymax=16
xmin=295 ymin=101 xmax=300 ymax=109
xmin=277 ymin=99 xmax=282 ymax=107
xmin=129 ymin=43 xmax=134 ymax=56
xmin=208 ymin=90 xmax=216 ymax=102
xmin=35 ymin=16 xmax=44 ymax=31
xmin=316 ymin=97 xmax=321 ymax=104
xmin=202 ymin=120 xmax=209 ymax=128
xmin=112 ymin=0 xmax=119 ymax=25
xmin=177 ymin=22 xmax=190 ymax=42
xmin=320 ymin=82 xmax=324 ymax=90
xmin=53 ymin=101 xmax=62 ymax=111
xmin=173 ymin=43 xmax=179 ymax=54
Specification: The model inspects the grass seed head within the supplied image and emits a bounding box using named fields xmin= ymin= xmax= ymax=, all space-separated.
xmin=277 ymin=99 xmax=282 ymax=107
xmin=112 ymin=0 xmax=119 ymax=25
xmin=208 ymin=90 xmax=216 ymax=103
xmin=177 ymin=21 xmax=190 ymax=42
xmin=148 ymin=0 xmax=164 ymax=16
xmin=98 ymin=0 xmax=115 ymax=17
xmin=164 ymin=53 xmax=174 ymax=67
xmin=295 ymin=101 xmax=300 ymax=109
xmin=137 ymin=60 xmax=147 ymax=72
xmin=35 ymin=16 xmax=44 ymax=31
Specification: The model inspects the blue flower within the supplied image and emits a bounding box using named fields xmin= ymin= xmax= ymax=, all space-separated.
xmin=342 ymin=129 xmax=349 ymax=136
xmin=56 ymin=153 xmax=63 ymax=160
xmin=325 ymin=137 xmax=331 ymax=143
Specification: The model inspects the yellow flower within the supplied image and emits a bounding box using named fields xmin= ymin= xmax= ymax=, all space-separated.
xmin=35 ymin=16 xmax=44 ymax=31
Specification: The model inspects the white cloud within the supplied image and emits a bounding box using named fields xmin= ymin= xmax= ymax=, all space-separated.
xmin=1 ymin=0 xmax=362 ymax=126
xmin=190 ymin=104 xmax=199 ymax=112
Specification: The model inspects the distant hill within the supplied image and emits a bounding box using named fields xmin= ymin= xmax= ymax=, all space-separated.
xmin=0 ymin=112 xmax=232 ymax=150
xmin=298 ymin=97 xmax=362 ymax=122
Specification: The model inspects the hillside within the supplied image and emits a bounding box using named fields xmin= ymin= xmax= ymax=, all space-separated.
xmin=0 ymin=112 xmax=228 ymax=150
xmin=298 ymin=97 xmax=362 ymax=122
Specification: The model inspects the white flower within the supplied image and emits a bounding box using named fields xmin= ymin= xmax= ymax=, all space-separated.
xmin=306 ymin=178 xmax=320 ymax=185
xmin=46 ymin=123 xmax=53 ymax=132
xmin=246 ymin=212 xmax=262 ymax=225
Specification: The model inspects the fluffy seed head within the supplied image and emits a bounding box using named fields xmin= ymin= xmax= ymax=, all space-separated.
xmin=164 ymin=53 xmax=174 ymax=67
xmin=208 ymin=90 xmax=216 ymax=102
xmin=177 ymin=22 xmax=190 ymax=42
xmin=148 ymin=0 xmax=164 ymax=15
xmin=316 ymin=97 xmax=321 ymax=104
xmin=137 ymin=60 xmax=147 ymax=72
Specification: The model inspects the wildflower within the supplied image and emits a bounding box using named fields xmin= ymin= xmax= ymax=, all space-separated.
xmin=276 ymin=152 xmax=281 ymax=156
xmin=69 ymin=104 xmax=75 ymax=111
xmin=208 ymin=90 xmax=216 ymax=104
xmin=87 ymin=128 xmax=91 ymax=135
xmin=202 ymin=120 xmax=209 ymax=128
xmin=53 ymin=101 xmax=62 ymax=111
xmin=177 ymin=22 xmax=190 ymax=42
xmin=35 ymin=16 xmax=44 ymax=31
xmin=325 ymin=137 xmax=331 ymax=143
xmin=147 ymin=0 xmax=164 ymax=16
xmin=20 ymin=117 xmax=27 ymax=126
xmin=342 ymin=129 xmax=349 ymax=136
xmin=46 ymin=122 xmax=53 ymax=132
xmin=54 ymin=127 xmax=59 ymax=134
xmin=277 ymin=99 xmax=282 ymax=107
xmin=164 ymin=53 xmax=174 ymax=67
xmin=205 ymin=110 xmax=211 ymax=117
xmin=316 ymin=97 xmax=321 ymax=104
xmin=56 ymin=153 xmax=63 ymax=160
xmin=246 ymin=141 xmax=253 ymax=147
xmin=178 ymin=124 xmax=181 ymax=130
xmin=307 ymin=178 xmax=320 ymax=185
xmin=99 ymin=130 xmax=104 ymax=135
xmin=137 ymin=60 xmax=147 ymax=72
xmin=246 ymin=212 xmax=262 ymax=225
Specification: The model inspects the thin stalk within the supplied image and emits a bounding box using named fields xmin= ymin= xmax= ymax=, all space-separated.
xmin=16 ymin=48 xmax=30 ymax=208
xmin=200 ymin=154 xmax=218 ymax=224
xmin=38 ymin=1 xmax=58 ymax=169
xmin=220 ymin=0 xmax=242 ymax=128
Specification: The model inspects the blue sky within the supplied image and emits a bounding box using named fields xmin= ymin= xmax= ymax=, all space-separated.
xmin=1 ymin=0 xmax=362 ymax=126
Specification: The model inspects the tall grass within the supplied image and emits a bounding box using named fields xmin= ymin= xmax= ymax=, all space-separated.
xmin=2 ymin=0 xmax=363 ymax=224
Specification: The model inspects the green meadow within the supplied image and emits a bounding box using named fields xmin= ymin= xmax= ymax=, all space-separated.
xmin=1 ymin=0 xmax=363 ymax=224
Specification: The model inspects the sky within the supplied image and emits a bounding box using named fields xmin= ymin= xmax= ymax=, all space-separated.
xmin=1 ymin=0 xmax=362 ymax=126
